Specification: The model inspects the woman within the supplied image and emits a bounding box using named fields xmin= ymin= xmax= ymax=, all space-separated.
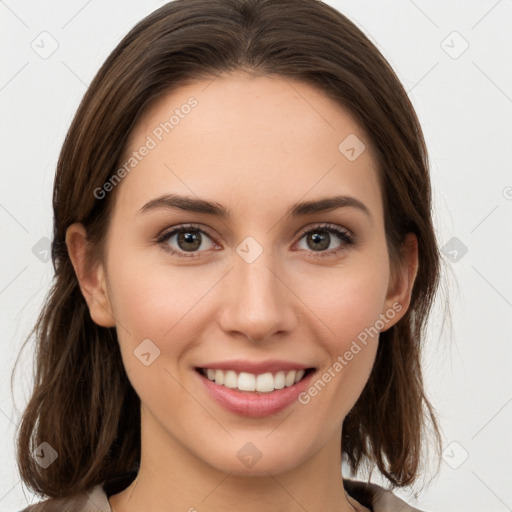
xmin=14 ymin=1 xmax=442 ymax=511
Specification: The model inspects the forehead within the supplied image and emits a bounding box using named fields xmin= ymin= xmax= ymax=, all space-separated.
xmin=112 ymin=72 xmax=383 ymax=224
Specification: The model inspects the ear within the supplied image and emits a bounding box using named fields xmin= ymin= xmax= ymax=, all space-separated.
xmin=381 ymin=233 xmax=419 ymax=331
xmin=65 ymin=223 xmax=116 ymax=328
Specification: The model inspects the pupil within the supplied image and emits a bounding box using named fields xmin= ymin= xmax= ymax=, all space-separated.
xmin=309 ymin=231 xmax=329 ymax=251
xmin=179 ymin=230 xmax=201 ymax=251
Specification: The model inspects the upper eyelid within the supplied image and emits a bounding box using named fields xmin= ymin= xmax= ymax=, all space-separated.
xmin=159 ymin=223 xmax=218 ymax=242
xmin=296 ymin=223 xmax=351 ymax=238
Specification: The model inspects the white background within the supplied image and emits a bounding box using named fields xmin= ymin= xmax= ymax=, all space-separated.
xmin=1 ymin=1 xmax=511 ymax=511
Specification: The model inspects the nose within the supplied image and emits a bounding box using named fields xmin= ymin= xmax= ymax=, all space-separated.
xmin=218 ymin=245 xmax=297 ymax=343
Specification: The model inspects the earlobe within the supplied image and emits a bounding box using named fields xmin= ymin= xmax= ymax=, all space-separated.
xmin=65 ymin=223 xmax=116 ymax=328
xmin=381 ymin=233 xmax=419 ymax=330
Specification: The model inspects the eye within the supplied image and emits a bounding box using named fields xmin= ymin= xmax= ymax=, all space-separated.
xmin=156 ymin=224 xmax=218 ymax=258
xmin=295 ymin=224 xmax=354 ymax=259
xmin=156 ymin=223 xmax=354 ymax=259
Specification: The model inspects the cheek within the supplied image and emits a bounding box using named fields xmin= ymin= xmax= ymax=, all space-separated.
xmin=105 ymin=249 xmax=218 ymax=365
xmin=107 ymin=242 xmax=199 ymax=325
xmin=295 ymin=258 xmax=390 ymax=342
xmin=295 ymin=256 xmax=389 ymax=400
xmin=294 ymin=272 xmax=388 ymax=426
xmin=106 ymin=256 xmax=203 ymax=405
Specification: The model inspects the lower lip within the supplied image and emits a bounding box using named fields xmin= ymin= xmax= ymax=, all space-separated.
xmin=196 ymin=369 xmax=315 ymax=418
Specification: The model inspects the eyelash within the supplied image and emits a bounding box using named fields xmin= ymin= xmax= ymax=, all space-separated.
xmin=155 ymin=223 xmax=354 ymax=260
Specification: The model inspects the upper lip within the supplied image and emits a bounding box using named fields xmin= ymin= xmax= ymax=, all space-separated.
xmin=196 ymin=359 xmax=314 ymax=374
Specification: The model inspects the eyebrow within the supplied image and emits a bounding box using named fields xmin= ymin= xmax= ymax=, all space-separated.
xmin=139 ymin=193 xmax=372 ymax=220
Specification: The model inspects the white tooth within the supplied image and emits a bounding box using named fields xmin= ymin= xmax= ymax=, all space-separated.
xmin=209 ymin=368 xmax=305 ymax=391
xmin=256 ymin=372 xmax=275 ymax=393
xmin=224 ymin=370 xmax=238 ymax=388
xmin=238 ymin=372 xmax=256 ymax=391
xmin=285 ymin=370 xmax=296 ymax=387
xmin=274 ymin=371 xmax=285 ymax=389
xmin=215 ymin=369 xmax=224 ymax=385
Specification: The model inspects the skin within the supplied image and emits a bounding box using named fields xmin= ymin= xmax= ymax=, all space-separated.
xmin=67 ymin=72 xmax=418 ymax=512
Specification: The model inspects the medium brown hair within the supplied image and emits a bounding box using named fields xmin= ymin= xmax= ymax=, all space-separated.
xmin=13 ymin=0 xmax=442 ymax=499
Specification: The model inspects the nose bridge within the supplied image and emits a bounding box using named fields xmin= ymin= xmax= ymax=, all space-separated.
xmin=218 ymin=236 xmax=295 ymax=340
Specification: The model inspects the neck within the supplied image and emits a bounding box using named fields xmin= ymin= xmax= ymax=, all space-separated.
xmin=108 ymin=407 xmax=364 ymax=512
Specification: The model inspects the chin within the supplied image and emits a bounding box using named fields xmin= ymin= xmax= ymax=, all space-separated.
xmin=198 ymin=439 xmax=312 ymax=477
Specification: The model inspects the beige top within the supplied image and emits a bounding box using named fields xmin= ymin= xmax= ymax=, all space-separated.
xmin=19 ymin=474 xmax=427 ymax=512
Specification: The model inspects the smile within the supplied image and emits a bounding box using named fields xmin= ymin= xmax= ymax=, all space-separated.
xmin=198 ymin=367 xmax=314 ymax=393
xmin=195 ymin=365 xmax=317 ymax=417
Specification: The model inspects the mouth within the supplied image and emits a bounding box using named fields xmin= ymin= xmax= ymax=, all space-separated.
xmin=193 ymin=359 xmax=318 ymax=417
xmin=195 ymin=367 xmax=316 ymax=394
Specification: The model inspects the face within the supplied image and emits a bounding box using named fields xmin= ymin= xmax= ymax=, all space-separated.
xmin=69 ymin=72 xmax=415 ymax=477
